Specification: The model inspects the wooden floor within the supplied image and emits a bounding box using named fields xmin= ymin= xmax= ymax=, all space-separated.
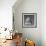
xmin=0 ymin=39 xmax=16 ymax=46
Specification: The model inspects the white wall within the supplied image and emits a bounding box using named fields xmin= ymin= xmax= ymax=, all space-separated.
xmin=13 ymin=0 xmax=41 ymax=46
xmin=41 ymin=0 xmax=46 ymax=46
xmin=0 ymin=0 xmax=16 ymax=30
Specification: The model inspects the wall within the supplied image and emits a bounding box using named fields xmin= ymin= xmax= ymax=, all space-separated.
xmin=13 ymin=0 xmax=41 ymax=46
xmin=0 ymin=0 xmax=16 ymax=30
xmin=41 ymin=0 xmax=46 ymax=46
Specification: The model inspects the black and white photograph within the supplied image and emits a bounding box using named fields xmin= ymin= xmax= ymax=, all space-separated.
xmin=22 ymin=13 xmax=37 ymax=28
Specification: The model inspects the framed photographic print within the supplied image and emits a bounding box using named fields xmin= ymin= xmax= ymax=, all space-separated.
xmin=22 ymin=13 xmax=37 ymax=28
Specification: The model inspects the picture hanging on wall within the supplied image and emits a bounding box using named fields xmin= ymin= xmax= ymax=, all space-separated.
xmin=22 ymin=13 xmax=37 ymax=28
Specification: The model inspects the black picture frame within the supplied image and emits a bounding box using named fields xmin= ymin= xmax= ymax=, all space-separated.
xmin=22 ymin=13 xmax=37 ymax=28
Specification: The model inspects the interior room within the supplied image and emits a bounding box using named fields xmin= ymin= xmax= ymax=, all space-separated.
xmin=0 ymin=0 xmax=46 ymax=46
